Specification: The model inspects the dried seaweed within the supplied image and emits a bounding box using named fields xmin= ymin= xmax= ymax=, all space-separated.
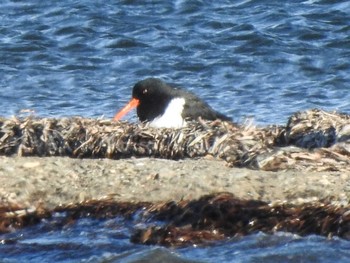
xmin=1 ymin=108 xmax=350 ymax=171
xmin=282 ymin=109 xmax=350 ymax=148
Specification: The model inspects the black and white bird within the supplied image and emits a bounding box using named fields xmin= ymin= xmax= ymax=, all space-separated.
xmin=114 ymin=78 xmax=231 ymax=128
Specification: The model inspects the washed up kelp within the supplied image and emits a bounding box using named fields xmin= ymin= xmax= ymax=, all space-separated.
xmin=0 ymin=116 xmax=271 ymax=163
xmin=0 ymin=203 xmax=50 ymax=233
xmin=132 ymin=192 xmax=350 ymax=246
xmin=1 ymin=109 xmax=350 ymax=171
xmin=1 ymin=193 xmax=350 ymax=247
xmin=283 ymin=109 xmax=350 ymax=148
xmin=257 ymin=109 xmax=350 ymax=171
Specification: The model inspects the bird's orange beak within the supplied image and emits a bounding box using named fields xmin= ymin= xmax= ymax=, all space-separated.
xmin=113 ymin=98 xmax=140 ymax=121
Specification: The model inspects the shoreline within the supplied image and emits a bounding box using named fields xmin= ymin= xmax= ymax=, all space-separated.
xmin=1 ymin=109 xmax=350 ymax=210
xmin=0 ymin=156 xmax=348 ymax=209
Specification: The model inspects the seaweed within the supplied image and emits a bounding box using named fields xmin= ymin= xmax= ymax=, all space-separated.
xmin=1 ymin=193 xmax=350 ymax=247
xmin=1 ymin=109 xmax=350 ymax=171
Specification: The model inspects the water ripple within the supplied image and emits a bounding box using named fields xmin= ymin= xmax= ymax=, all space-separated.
xmin=0 ymin=0 xmax=349 ymax=125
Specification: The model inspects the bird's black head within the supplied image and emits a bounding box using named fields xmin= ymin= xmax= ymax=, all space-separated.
xmin=132 ymin=78 xmax=173 ymax=122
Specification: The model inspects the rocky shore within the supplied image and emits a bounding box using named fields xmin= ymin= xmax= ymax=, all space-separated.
xmin=0 ymin=156 xmax=349 ymax=209
xmin=1 ymin=109 xmax=350 ymax=245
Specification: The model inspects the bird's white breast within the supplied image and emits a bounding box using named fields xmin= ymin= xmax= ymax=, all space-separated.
xmin=150 ymin=98 xmax=186 ymax=128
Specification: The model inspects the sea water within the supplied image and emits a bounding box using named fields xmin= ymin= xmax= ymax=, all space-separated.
xmin=1 ymin=0 xmax=350 ymax=262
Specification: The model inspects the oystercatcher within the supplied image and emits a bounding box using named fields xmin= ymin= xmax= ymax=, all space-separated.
xmin=114 ymin=78 xmax=231 ymax=128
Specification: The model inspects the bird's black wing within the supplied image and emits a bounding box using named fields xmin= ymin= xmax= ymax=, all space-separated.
xmin=176 ymin=89 xmax=231 ymax=121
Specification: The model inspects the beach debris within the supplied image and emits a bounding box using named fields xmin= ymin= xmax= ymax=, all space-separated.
xmin=0 ymin=108 xmax=350 ymax=171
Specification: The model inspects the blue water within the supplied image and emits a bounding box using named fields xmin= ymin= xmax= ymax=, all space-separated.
xmin=1 ymin=0 xmax=350 ymax=261
xmin=1 ymin=0 xmax=350 ymax=125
